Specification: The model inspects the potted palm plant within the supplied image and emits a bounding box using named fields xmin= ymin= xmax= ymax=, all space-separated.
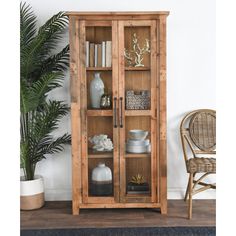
xmin=20 ymin=2 xmax=70 ymax=210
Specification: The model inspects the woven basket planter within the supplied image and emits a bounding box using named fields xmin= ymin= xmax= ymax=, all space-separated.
xmin=126 ymin=90 xmax=151 ymax=110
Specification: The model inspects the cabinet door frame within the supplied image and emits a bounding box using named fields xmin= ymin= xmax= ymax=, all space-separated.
xmin=78 ymin=20 xmax=120 ymax=204
xmin=118 ymin=20 xmax=158 ymax=203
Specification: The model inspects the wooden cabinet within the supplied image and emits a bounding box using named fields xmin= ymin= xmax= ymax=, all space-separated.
xmin=68 ymin=12 xmax=169 ymax=215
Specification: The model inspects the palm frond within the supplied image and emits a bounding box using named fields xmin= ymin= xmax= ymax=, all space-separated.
xmin=33 ymin=45 xmax=69 ymax=78
xmin=37 ymin=11 xmax=68 ymax=56
xmin=20 ymin=72 xmax=63 ymax=113
xmin=31 ymin=100 xmax=69 ymax=139
xmin=20 ymin=2 xmax=70 ymax=180
xmin=21 ymin=9 xmax=68 ymax=83
xmin=20 ymin=2 xmax=37 ymax=46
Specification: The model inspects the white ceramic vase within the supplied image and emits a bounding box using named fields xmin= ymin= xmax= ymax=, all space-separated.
xmin=92 ymin=163 xmax=112 ymax=182
xmin=20 ymin=175 xmax=45 ymax=210
xmin=90 ymin=72 xmax=104 ymax=108
xmin=91 ymin=163 xmax=112 ymax=196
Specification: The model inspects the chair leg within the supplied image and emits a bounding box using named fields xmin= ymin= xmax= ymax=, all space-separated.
xmin=188 ymin=173 xmax=193 ymax=219
xmin=184 ymin=175 xmax=190 ymax=201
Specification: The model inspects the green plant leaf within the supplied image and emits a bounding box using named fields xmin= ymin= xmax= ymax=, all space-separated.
xmin=20 ymin=2 xmax=70 ymax=180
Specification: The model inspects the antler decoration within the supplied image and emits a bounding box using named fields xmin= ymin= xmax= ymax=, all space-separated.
xmin=124 ymin=33 xmax=150 ymax=67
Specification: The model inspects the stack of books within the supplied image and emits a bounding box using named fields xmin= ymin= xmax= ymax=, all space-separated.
xmin=86 ymin=41 xmax=112 ymax=68
xmin=126 ymin=182 xmax=150 ymax=194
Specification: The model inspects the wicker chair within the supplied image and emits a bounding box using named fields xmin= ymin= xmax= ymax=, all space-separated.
xmin=180 ymin=109 xmax=216 ymax=219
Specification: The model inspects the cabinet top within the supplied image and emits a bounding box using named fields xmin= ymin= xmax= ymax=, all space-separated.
xmin=66 ymin=11 xmax=169 ymax=18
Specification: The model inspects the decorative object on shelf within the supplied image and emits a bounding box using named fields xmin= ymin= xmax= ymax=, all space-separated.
xmin=129 ymin=129 xmax=148 ymax=140
xmin=131 ymin=174 xmax=145 ymax=184
xmin=126 ymin=139 xmax=151 ymax=153
xmin=86 ymin=41 xmax=111 ymax=68
xmin=100 ymin=92 xmax=112 ymax=109
xmin=126 ymin=90 xmax=150 ymax=110
xmin=124 ymin=33 xmax=150 ymax=67
xmin=127 ymin=174 xmax=150 ymax=194
xmin=126 ymin=129 xmax=151 ymax=153
xmin=89 ymin=134 xmax=113 ymax=151
xmin=90 ymin=72 xmax=105 ymax=108
xmin=90 ymin=163 xmax=113 ymax=196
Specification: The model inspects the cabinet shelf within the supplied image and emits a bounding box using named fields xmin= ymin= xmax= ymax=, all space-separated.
xmin=125 ymin=67 xmax=150 ymax=71
xmin=126 ymin=193 xmax=151 ymax=197
xmin=87 ymin=109 xmax=113 ymax=116
xmin=125 ymin=110 xmax=152 ymax=116
xmin=125 ymin=153 xmax=151 ymax=158
xmin=86 ymin=67 xmax=112 ymax=71
xmin=88 ymin=149 xmax=113 ymax=158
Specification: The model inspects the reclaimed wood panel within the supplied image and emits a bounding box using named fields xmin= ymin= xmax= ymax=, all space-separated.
xmin=159 ymin=15 xmax=167 ymax=214
xmin=70 ymin=16 xmax=81 ymax=215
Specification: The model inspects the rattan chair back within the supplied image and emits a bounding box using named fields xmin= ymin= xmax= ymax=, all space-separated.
xmin=179 ymin=109 xmax=216 ymax=219
xmin=180 ymin=109 xmax=216 ymax=161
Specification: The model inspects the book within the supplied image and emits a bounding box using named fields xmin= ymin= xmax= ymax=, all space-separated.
xmin=89 ymin=43 xmax=95 ymax=67
xmin=105 ymin=41 xmax=112 ymax=67
xmin=127 ymin=182 xmax=149 ymax=192
xmin=94 ymin=44 xmax=98 ymax=67
xmin=102 ymin=41 xmax=106 ymax=67
xmin=86 ymin=41 xmax=89 ymax=67
xmin=97 ymin=44 xmax=102 ymax=67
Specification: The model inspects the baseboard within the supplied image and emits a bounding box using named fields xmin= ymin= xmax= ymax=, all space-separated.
xmin=44 ymin=188 xmax=216 ymax=201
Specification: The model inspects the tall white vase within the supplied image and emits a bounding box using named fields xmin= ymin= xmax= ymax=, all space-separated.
xmin=90 ymin=72 xmax=104 ymax=108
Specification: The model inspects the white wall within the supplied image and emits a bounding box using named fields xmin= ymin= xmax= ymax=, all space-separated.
xmin=25 ymin=0 xmax=216 ymax=200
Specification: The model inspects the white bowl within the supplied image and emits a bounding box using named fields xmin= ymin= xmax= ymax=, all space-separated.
xmin=126 ymin=143 xmax=151 ymax=153
xmin=129 ymin=130 xmax=148 ymax=140
xmin=127 ymin=139 xmax=150 ymax=146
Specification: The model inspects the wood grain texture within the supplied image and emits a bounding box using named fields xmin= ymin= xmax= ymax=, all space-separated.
xmin=118 ymin=20 xmax=126 ymax=203
xmin=69 ymin=12 xmax=168 ymax=213
xmin=112 ymin=20 xmax=120 ymax=203
xmin=69 ymin=16 xmax=78 ymax=103
xmin=70 ymin=17 xmax=81 ymax=215
xmin=159 ymin=15 xmax=167 ymax=214
xmin=150 ymin=20 xmax=157 ymax=203
xmin=21 ymin=200 xmax=215 ymax=229
xmin=79 ymin=20 xmax=89 ymax=205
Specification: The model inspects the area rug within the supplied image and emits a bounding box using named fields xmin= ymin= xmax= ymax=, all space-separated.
xmin=21 ymin=227 xmax=216 ymax=236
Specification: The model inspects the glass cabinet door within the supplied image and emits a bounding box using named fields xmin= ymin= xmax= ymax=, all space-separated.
xmin=79 ymin=21 xmax=119 ymax=204
xmin=118 ymin=20 xmax=158 ymax=203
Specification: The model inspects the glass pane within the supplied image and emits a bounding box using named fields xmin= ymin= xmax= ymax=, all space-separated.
xmin=123 ymin=25 xmax=152 ymax=200
xmin=85 ymin=25 xmax=114 ymax=198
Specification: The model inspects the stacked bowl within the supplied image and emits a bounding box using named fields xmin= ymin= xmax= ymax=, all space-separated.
xmin=126 ymin=130 xmax=151 ymax=153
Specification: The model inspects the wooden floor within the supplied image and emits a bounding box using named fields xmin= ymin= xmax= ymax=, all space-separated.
xmin=21 ymin=200 xmax=215 ymax=229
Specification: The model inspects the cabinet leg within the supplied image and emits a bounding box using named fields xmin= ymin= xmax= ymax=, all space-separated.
xmin=72 ymin=202 xmax=80 ymax=215
xmin=160 ymin=201 xmax=168 ymax=214
xmin=72 ymin=208 xmax=80 ymax=215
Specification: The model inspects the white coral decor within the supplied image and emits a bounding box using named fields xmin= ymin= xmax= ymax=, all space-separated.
xmin=89 ymin=134 xmax=113 ymax=151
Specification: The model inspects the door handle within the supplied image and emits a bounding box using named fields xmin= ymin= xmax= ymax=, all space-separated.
xmin=113 ymin=97 xmax=117 ymax=128
xmin=119 ymin=97 xmax=123 ymax=128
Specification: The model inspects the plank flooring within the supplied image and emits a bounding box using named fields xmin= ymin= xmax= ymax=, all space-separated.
xmin=21 ymin=200 xmax=215 ymax=230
